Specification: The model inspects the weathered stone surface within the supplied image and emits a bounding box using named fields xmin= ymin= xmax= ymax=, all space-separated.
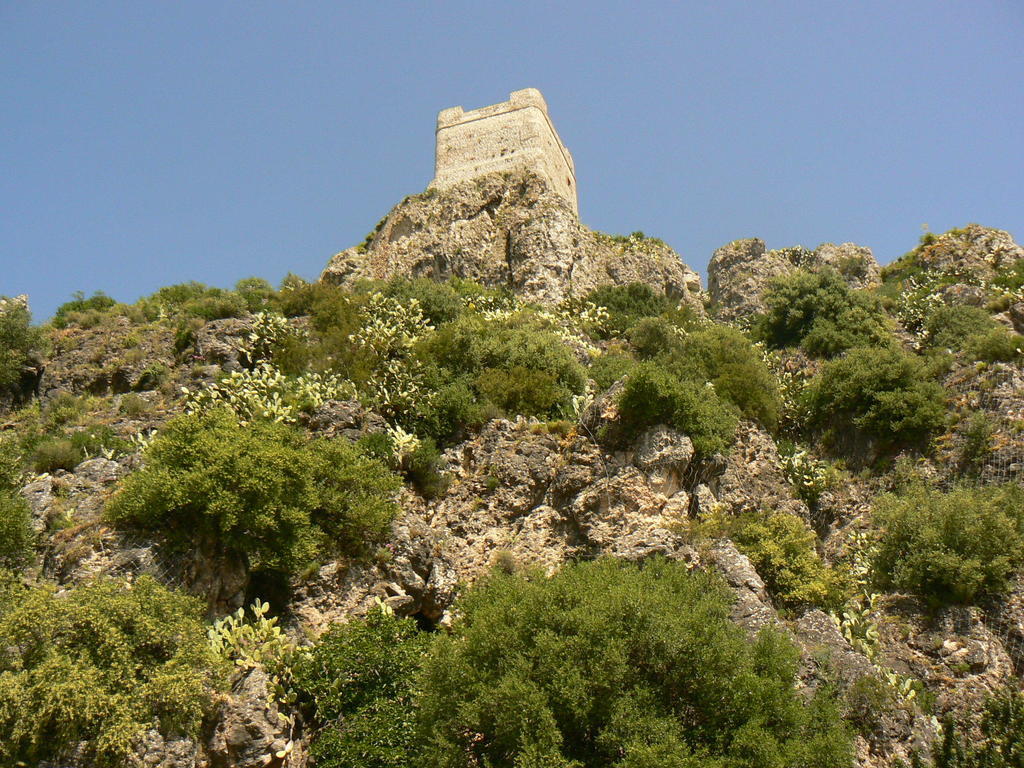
xmin=41 ymin=316 xmax=177 ymax=398
xmin=877 ymin=596 xmax=1016 ymax=726
xmin=208 ymin=668 xmax=290 ymax=768
xmin=320 ymin=170 xmax=704 ymax=311
xmin=305 ymin=398 xmax=387 ymax=441
xmin=707 ymin=238 xmax=881 ymax=322
xmin=192 ymin=317 xmax=252 ymax=372
xmin=706 ymin=540 xmax=776 ymax=633
xmin=712 ymin=421 xmax=806 ymax=519
xmin=912 ymin=224 xmax=1024 ymax=282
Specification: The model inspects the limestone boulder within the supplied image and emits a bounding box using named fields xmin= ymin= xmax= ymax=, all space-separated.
xmin=912 ymin=224 xmax=1024 ymax=283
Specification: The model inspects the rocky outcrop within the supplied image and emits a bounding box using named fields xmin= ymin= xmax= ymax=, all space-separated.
xmin=910 ymin=224 xmax=1024 ymax=283
xmin=707 ymin=238 xmax=881 ymax=322
xmin=207 ymin=668 xmax=298 ymax=768
xmin=290 ymin=418 xmax=702 ymax=633
xmin=320 ymin=171 xmax=705 ymax=311
xmin=42 ymin=316 xmax=177 ymax=398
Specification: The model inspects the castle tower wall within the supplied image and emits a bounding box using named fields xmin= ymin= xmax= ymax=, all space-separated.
xmin=430 ymin=88 xmax=578 ymax=214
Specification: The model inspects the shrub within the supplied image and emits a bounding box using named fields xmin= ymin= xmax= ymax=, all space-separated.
xmin=585 ymin=282 xmax=671 ymax=337
xmin=616 ymin=362 xmax=738 ymax=455
xmin=872 ymin=483 xmax=1024 ymax=605
xmin=294 ymin=608 xmax=429 ymax=768
xmin=923 ymin=305 xmax=995 ymax=351
xmin=403 ymin=437 xmax=450 ymax=499
xmin=234 ymin=277 xmax=278 ymax=312
xmin=962 ymin=327 xmax=1024 ymax=363
xmin=414 ymin=378 xmax=485 ymax=445
xmin=0 ymin=576 xmax=225 ymax=767
xmin=809 ymin=347 xmax=946 ymax=451
xmin=958 ymin=412 xmax=994 ymax=475
xmin=0 ymin=491 xmax=34 ymax=570
xmin=380 ymin=277 xmax=465 ymax=326
xmin=105 ymin=409 xmax=400 ymax=573
xmin=843 ymin=675 xmax=902 ymax=739
xmin=118 ymin=393 xmax=151 ymax=418
xmin=0 ymin=297 xmax=43 ymax=398
xmin=43 ymin=391 xmax=89 ymax=429
xmin=627 ymin=316 xmax=684 ymax=360
xmin=668 ymin=325 xmax=781 ymax=429
xmin=932 ymin=685 xmax=1024 ymax=768
xmin=30 ymin=437 xmax=81 ymax=473
xmin=139 ymin=282 xmax=248 ymax=320
xmin=52 ymin=290 xmax=118 ymax=328
xmin=417 ymin=314 xmax=586 ymax=421
xmin=0 ymin=435 xmax=22 ymax=490
xmin=588 ymin=350 xmax=637 ymax=391
xmin=728 ymin=510 xmax=852 ymax=611
xmin=417 ymin=558 xmax=853 ymax=767
xmin=756 ymin=269 xmax=892 ymax=358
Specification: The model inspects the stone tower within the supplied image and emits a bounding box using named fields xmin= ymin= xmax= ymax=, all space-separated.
xmin=430 ymin=88 xmax=578 ymax=215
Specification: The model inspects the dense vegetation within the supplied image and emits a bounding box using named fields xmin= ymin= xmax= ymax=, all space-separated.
xmin=297 ymin=559 xmax=853 ymax=768
xmin=0 ymin=575 xmax=225 ymax=767
xmin=872 ymin=483 xmax=1024 ymax=606
xmin=105 ymin=408 xmax=400 ymax=574
xmin=4 ymin=222 xmax=1024 ymax=763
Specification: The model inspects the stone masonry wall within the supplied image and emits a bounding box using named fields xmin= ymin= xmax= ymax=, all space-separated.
xmin=431 ymin=88 xmax=578 ymax=214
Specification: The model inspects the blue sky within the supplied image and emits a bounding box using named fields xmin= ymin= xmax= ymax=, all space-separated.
xmin=2 ymin=1 xmax=1022 ymax=320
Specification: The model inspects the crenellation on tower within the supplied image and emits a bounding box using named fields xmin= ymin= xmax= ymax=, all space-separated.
xmin=430 ymin=88 xmax=578 ymax=214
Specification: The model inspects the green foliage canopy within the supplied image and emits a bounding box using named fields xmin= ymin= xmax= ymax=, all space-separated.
xmin=105 ymin=409 xmax=400 ymax=573
xmin=0 ymin=298 xmax=43 ymax=397
xmin=294 ymin=608 xmax=429 ymax=768
xmin=756 ymin=269 xmax=892 ymax=358
xmin=872 ymin=483 xmax=1024 ymax=606
xmin=0 ymin=576 xmax=225 ymax=767
xmin=617 ymin=362 xmax=739 ymax=455
xmin=417 ymin=558 xmax=853 ymax=768
xmin=809 ymin=347 xmax=946 ymax=451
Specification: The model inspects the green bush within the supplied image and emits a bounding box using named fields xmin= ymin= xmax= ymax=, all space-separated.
xmin=756 ymin=269 xmax=892 ymax=358
xmin=295 ymin=608 xmax=429 ymax=768
xmin=932 ymin=685 xmax=1024 ymax=768
xmin=417 ymin=558 xmax=853 ymax=768
xmin=0 ymin=491 xmax=34 ymax=570
xmin=234 ymin=277 xmax=278 ymax=312
xmin=616 ymin=362 xmax=739 ymax=455
xmin=417 ymin=314 xmax=586 ymax=421
xmin=843 ymin=675 xmax=902 ymax=739
xmin=668 ymin=325 xmax=781 ymax=429
xmin=958 ymin=412 xmax=995 ymax=475
xmin=585 ymin=282 xmax=671 ymax=337
xmin=0 ymin=435 xmax=22 ymax=490
xmin=0 ymin=575 xmax=225 ymax=767
xmin=923 ymin=305 xmax=995 ymax=351
xmin=139 ymin=282 xmax=248 ymax=320
xmin=0 ymin=297 xmax=44 ymax=398
xmin=727 ymin=510 xmax=852 ymax=612
xmin=627 ymin=316 xmax=684 ymax=360
xmin=105 ymin=409 xmax=400 ymax=573
xmin=872 ymin=484 xmax=1024 ymax=605
xmin=30 ymin=437 xmax=81 ymax=473
xmin=52 ymin=290 xmax=118 ymax=328
xmin=963 ymin=328 xmax=1024 ymax=363
xmin=588 ymin=350 xmax=637 ymax=391
xmin=809 ymin=347 xmax=946 ymax=451
xmin=379 ymin=277 xmax=466 ymax=326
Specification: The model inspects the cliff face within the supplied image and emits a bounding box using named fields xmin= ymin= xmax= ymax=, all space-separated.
xmin=320 ymin=170 xmax=705 ymax=312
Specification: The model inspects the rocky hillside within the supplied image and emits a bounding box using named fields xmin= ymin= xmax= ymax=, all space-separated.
xmin=1 ymin=202 xmax=1023 ymax=766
